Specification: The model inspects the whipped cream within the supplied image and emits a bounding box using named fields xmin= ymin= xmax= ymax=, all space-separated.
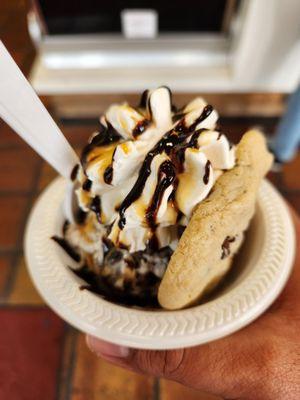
xmin=72 ymin=87 xmax=235 ymax=254
xmin=64 ymin=87 xmax=235 ymax=298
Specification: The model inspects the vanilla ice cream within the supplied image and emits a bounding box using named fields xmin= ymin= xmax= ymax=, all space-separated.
xmin=56 ymin=87 xmax=235 ymax=305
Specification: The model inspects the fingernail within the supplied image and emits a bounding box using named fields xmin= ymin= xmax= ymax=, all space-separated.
xmin=86 ymin=335 xmax=130 ymax=358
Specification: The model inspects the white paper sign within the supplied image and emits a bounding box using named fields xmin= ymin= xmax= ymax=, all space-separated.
xmin=121 ymin=9 xmax=158 ymax=39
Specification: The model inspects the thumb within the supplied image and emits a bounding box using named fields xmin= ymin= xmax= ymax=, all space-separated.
xmin=86 ymin=335 xmax=186 ymax=379
xmin=85 ymin=335 xmax=249 ymax=399
xmin=86 ymin=333 xmax=273 ymax=399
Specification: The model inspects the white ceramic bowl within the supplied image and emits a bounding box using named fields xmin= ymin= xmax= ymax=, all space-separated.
xmin=25 ymin=177 xmax=295 ymax=349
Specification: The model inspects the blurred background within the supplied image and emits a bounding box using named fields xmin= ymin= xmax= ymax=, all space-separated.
xmin=0 ymin=1 xmax=299 ymax=399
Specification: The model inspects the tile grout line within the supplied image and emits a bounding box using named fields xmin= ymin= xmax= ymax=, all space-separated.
xmin=55 ymin=324 xmax=72 ymax=400
xmin=2 ymin=158 xmax=44 ymax=299
xmin=56 ymin=327 xmax=79 ymax=400
xmin=65 ymin=330 xmax=79 ymax=400
xmin=0 ymin=248 xmax=23 ymax=257
xmin=0 ymin=304 xmax=47 ymax=310
xmin=153 ymin=378 xmax=160 ymax=400
xmin=0 ymin=143 xmax=28 ymax=151
xmin=65 ymin=333 xmax=78 ymax=400
xmin=0 ymin=190 xmax=35 ymax=197
xmin=2 ymin=241 xmax=24 ymax=300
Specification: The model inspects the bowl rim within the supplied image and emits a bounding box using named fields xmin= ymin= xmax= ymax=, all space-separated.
xmin=24 ymin=177 xmax=295 ymax=349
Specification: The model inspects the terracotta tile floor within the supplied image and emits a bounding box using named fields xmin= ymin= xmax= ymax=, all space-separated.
xmin=0 ymin=115 xmax=299 ymax=400
xmin=0 ymin=147 xmax=40 ymax=193
xmin=0 ymin=195 xmax=29 ymax=250
xmin=0 ymin=308 xmax=65 ymax=400
xmin=70 ymin=334 xmax=154 ymax=400
xmin=0 ymin=255 xmax=11 ymax=298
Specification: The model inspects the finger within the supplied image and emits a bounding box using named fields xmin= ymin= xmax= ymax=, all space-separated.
xmin=86 ymin=333 xmax=270 ymax=399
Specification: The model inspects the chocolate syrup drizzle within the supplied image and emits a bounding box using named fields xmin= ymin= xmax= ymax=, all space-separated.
xmin=81 ymin=121 xmax=121 ymax=169
xmin=172 ymin=128 xmax=208 ymax=169
xmin=189 ymin=105 xmax=213 ymax=132
xmin=203 ymin=161 xmax=211 ymax=185
xmin=78 ymin=89 xmax=214 ymax=236
xmin=90 ymin=196 xmax=101 ymax=222
xmin=70 ymin=164 xmax=79 ymax=181
xmin=73 ymin=265 xmax=160 ymax=307
xmin=102 ymin=118 xmax=150 ymax=186
xmin=82 ymin=179 xmax=92 ymax=191
xmin=118 ymin=105 xmax=213 ymax=229
xmin=132 ymin=119 xmax=150 ymax=138
xmin=75 ymin=209 xmax=87 ymax=225
xmin=51 ymin=236 xmax=81 ymax=262
xmin=138 ymin=89 xmax=149 ymax=109
xmin=103 ymin=165 xmax=113 ymax=185
xmin=53 ymin=222 xmax=171 ymax=307
xmin=78 ymin=120 xmax=122 ymax=213
xmin=145 ymin=161 xmax=176 ymax=229
xmin=117 ymin=136 xmax=177 ymax=230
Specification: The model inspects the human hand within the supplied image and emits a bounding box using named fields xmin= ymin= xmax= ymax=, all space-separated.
xmin=86 ymin=207 xmax=300 ymax=400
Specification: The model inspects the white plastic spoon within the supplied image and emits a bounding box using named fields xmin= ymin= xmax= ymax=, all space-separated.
xmin=0 ymin=42 xmax=80 ymax=222
xmin=0 ymin=41 xmax=79 ymax=179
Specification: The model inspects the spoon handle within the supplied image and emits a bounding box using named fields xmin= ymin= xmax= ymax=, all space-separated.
xmin=0 ymin=42 xmax=78 ymax=179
